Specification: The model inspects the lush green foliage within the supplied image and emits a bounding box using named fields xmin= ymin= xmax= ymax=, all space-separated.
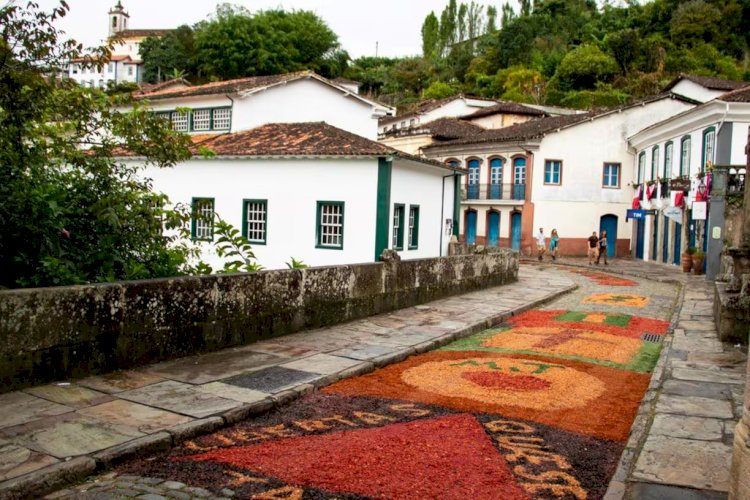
xmin=140 ymin=4 xmax=345 ymax=83
xmin=0 ymin=2 xmax=193 ymax=288
xmin=343 ymin=0 xmax=749 ymax=111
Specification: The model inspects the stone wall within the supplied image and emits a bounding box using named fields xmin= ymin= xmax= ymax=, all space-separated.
xmin=0 ymin=252 xmax=518 ymax=393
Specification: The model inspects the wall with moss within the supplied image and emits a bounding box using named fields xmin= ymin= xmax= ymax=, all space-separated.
xmin=0 ymin=252 xmax=517 ymax=392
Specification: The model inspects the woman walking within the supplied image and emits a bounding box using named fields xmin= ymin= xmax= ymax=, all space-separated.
xmin=549 ymin=229 xmax=559 ymax=261
xmin=596 ymin=230 xmax=609 ymax=265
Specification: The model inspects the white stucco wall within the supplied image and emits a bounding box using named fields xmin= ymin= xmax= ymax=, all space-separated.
xmin=138 ymin=158 xmax=379 ymax=270
xmin=532 ymin=98 xmax=694 ymax=240
xmin=467 ymin=113 xmax=530 ymax=130
xmin=389 ymin=160 xmax=456 ymax=258
xmin=731 ymin=123 xmax=750 ymax=165
xmin=232 ymin=79 xmax=380 ymax=139
xmin=379 ymin=135 xmax=433 ymax=156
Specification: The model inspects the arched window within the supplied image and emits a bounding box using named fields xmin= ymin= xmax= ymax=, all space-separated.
xmin=651 ymin=146 xmax=659 ymax=180
xmin=680 ymin=136 xmax=691 ymax=177
xmin=489 ymin=157 xmax=503 ymax=199
xmin=467 ymin=158 xmax=480 ymax=200
xmin=512 ymin=157 xmax=526 ymax=200
xmin=637 ymin=152 xmax=646 ymax=182
xmin=702 ymin=127 xmax=715 ymax=172
xmin=664 ymin=141 xmax=673 ymax=179
xmin=112 ymin=17 xmax=117 ymax=28
xmin=445 ymin=158 xmax=460 ymax=169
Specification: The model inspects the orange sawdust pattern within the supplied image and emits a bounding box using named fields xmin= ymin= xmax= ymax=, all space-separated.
xmin=566 ymin=268 xmax=638 ymax=286
xmin=506 ymin=310 xmax=669 ymax=340
xmin=481 ymin=326 xmax=642 ymax=364
xmin=462 ymin=371 xmax=552 ymax=391
xmin=324 ymin=350 xmax=650 ymax=442
xmin=583 ymin=293 xmax=649 ymax=307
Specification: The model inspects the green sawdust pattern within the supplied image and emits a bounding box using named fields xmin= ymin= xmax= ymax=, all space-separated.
xmin=440 ymin=323 xmax=663 ymax=373
xmin=554 ymin=311 xmax=632 ymax=327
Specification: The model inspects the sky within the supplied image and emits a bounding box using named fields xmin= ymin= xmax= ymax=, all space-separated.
xmin=31 ymin=0 xmax=480 ymax=59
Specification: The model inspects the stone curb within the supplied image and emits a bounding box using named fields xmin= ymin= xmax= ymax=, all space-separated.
xmin=1 ymin=277 xmax=578 ymax=500
xmin=0 ymin=457 xmax=96 ymax=500
xmin=603 ymin=273 xmax=687 ymax=500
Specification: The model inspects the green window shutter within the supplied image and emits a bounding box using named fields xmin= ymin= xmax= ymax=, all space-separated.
xmin=408 ymin=205 xmax=420 ymax=250
xmin=316 ymin=201 xmax=345 ymax=250
xmin=191 ymin=197 xmax=215 ymax=241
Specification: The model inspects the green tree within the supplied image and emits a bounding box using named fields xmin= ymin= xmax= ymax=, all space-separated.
xmin=422 ymin=12 xmax=440 ymax=60
xmin=423 ymin=81 xmax=458 ymax=99
xmin=605 ymin=28 xmax=640 ymax=75
xmin=551 ymin=44 xmax=619 ymax=91
xmin=194 ymin=6 xmax=340 ymax=80
xmin=139 ymin=25 xmax=198 ymax=84
xmin=0 ymin=2 xmax=192 ymax=288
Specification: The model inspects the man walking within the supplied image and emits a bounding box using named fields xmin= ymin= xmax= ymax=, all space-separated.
xmin=587 ymin=231 xmax=599 ymax=265
xmin=536 ymin=228 xmax=546 ymax=261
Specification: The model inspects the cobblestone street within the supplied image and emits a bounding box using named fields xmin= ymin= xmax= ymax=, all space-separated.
xmin=28 ymin=261 xmax=744 ymax=500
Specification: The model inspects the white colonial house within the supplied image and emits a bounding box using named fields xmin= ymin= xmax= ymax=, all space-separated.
xmin=67 ymin=1 xmax=170 ymax=87
xmin=627 ymin=85 xmax=750 ymax=274
xmin=663 ymin=74 xmax=750 ymax=104
xmin=126 ymin=122 xmax=460 ymax=270
xmin=423 ymin=94 xmax=697 ymax=257
xmin=378 ymin=95 xmax=498 ymax=136
xmin=135 ymin=71 xmax=394 ymax=141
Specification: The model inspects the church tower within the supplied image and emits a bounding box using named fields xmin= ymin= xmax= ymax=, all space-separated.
xmin=108 ymin=1 xmax=129 ymax=37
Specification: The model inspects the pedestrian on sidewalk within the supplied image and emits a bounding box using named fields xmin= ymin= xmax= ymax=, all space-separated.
xmin=536 ymin=228 xmax=547 ymax=261
xmin=596 ymin=230 xmax=609 ymax=265
xmin=587 ymin=231 xmax=599 ymax=265
xmin=549 ymin=229 xmax=559 ymax=261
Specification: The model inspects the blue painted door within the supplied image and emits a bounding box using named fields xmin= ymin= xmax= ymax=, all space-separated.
xmin=599 ymin=214 xmax=618 ymax=258
xmin=511 ymin=212 xmax=522 ymax=251
xmin=673 ymin=222 xmax=682 ymax=265
xmin=635 ymin=218 xmax=645 ymax=259
xmin=489 ymin=158 xmax=503 ymax=200
xmin=466 ymin=211 xmax=477 ymax=244
xmin=688 ymin=211 xmax=696 ymax=249
xmin=488 ymin=212 xmax=500 ymax=247
xmin=467 ymin=159 xmax=480 ymax=200
xmin=513 ymin=158 xmax=526 ymax=200
xmin=661 ymin=215 xmax=669 ymax=264
xmin=651 ymin=216 xmax=659 ymax=260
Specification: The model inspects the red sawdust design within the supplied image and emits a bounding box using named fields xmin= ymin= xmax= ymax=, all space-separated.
xmin=324 ymin=351 xmax=650 ymax=442
xmin=186 ymin=413 xmax=529 ymax=500
xmin=506 ymin=310 xmax=668 ymax=340
xmin=566 ymin=268 xmax=638 ymax=286
xmin=461 ymin=371 xmax=552 ymax=391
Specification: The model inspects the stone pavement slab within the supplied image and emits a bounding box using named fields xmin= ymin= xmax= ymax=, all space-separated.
xmin=0 ymin=442 xmax=58 ymax=482
xmin=118 ymin=381 xmax=242 ymax=418
xmin=221 ymin=366 xmax=321 ymax=393
xmin=144 ymin=348 xmax=289 ymax=385
xmin=672 ymin=367 xmax=745 ymax=385
xmin=24 ymin=385 xmax=113 ymax=409
xmin=628 ymin=482 xmax=729 ymax=500
xmin=77 ymin=400 xmax=191 ymax=435
xmin=329 ymin=343 xmax=401 ymax=361
xmin=649 ymin=414 xmax=725 ymax=441
xmin=654 ymin=394 xmax=734 ymax=419
xmin=280 ymin=353 xmax=364 ymax=375
xmin=632 ymin=436 xmax=733 ymax=491
xmin=0 ymin=392 xmax=74 ymax=430
xmin=661 ymin=379 xmax=734 ymax=399
xmin=194 ymin=382 xmax=270 ymax=404
xmin=77 ymin=371 xmax=165 ymax=394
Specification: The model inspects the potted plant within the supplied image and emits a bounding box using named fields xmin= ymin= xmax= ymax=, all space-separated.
xmin=681 ymin=247 xmax=696 ymax=272
xmin=692 ymin=249 xmax=705 ymax=275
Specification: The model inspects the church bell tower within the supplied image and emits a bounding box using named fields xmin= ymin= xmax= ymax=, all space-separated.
xmin=108 ymin=1 xmax=129 ymax=37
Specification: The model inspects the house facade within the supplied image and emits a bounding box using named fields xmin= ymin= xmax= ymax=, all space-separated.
xmin=136 ymin=71 xmax=394 ymax=141
xmin=627 ymin=86 xmax=750 ymax=273
xmin=423 ymin=95 xmax=697 ymax=256
xmin=129 ymin=123 xmax=460 ymax=270
xmin=378 ymin=95 xmax=498 ymax=136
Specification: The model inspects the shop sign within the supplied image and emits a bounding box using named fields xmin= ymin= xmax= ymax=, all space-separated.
xmin=663 ymin=207 xmax=682 ymax=224
xmin=693 ymin=201 xmax=707 ymax=220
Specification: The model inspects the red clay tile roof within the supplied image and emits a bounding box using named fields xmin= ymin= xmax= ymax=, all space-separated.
xmin=718 ymin=85 xmax=750 ymax=103
xmin=464 ymin=101 xmax=547 ymax=119
xmin=135 ymin=71 xmax=312 ymax=100
xmin=135 ymin=78 xmax=191 ymax=96
xmin=382 ymin=117 xmax=484 ymax=140
xmin=113 ymin=29 xmax=172 ymax=39
xmin=664 ymin=74 xmax=750 ymax=92
xmin=379 ymin=95 xmax=499 ymax=125
xmin=115 ymin=122 xmax=453 ymax=170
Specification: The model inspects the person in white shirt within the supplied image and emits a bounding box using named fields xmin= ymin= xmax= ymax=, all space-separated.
xmin=536 ymin=228 xmax=546 ymax=261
